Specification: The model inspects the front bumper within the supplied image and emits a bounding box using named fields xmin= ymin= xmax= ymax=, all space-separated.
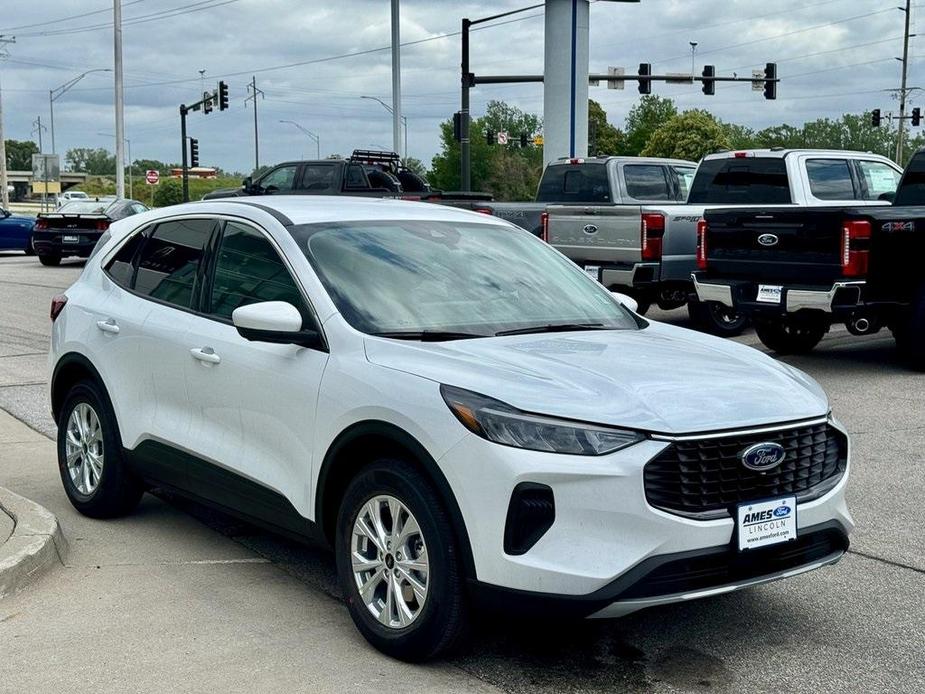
xmin=439 ymin=419 xmax=853 ymax=607
xmin=32 ymin=230 xmax=102 ymax=258
xmin=692 ymin=274 xmax=866 ymax=316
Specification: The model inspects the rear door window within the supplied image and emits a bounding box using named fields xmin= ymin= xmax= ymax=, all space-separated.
xmin=536 ymin=164 xmax=611 ymax=203
xmin=133 ymin=219 xmax=216 ymax=309
xmin=806 ymin=159 xmax=856 ymax=200
xmin=857 ymin=160 xmax=902 ymax=200
xmin=300 ymin=164 xmax=336 ymax=191
xmin=623 ymin=165 xmax=672 ymax=200
xmin=687 ymin=158 xmax=792 ymax=204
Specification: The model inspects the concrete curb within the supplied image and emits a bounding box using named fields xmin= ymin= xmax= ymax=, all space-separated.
xmin=0 ymin=486 xmax=68 ymax=598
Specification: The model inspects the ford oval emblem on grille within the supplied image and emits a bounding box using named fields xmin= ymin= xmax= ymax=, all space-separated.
xmin=740 ymin=442 xmax=786 ymax=471
xmin=583 ymin=224 xmax=599 ymax=235
xmin=757 ymin=233 xmax=779 ymax=247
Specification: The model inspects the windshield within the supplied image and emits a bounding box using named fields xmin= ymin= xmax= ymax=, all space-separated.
xmin=292 ymin=221 xmax=639 ymax=337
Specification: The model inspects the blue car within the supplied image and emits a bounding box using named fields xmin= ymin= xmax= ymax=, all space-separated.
xmin=0 ymin=208 xmax=36 ymax=255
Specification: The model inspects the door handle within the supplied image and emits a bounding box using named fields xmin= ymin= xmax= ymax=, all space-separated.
xmin=190 ymin=347 xmax=221 ymax=365
xmin=96 ymin=319 xmax=120 ymax=334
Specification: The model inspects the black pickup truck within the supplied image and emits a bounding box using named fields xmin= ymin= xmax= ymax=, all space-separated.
xmin=693 ymin=150 xmax=925 ymax=369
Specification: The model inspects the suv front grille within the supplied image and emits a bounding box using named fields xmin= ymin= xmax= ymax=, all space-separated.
xmin=644 ymin=421 xmax=846 ymax=519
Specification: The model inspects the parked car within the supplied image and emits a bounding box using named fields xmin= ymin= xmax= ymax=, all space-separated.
xmin=565 ymin=149 xmax=902 ymax=335
xmin=440 ymin=155 xmax=695 ymax=239
xmin=33 ymin=198 xmax=149 ymax=266
xmin=693 ymin=147 xmax=925 ymax=369
xmin=56 ymin=190 xmax=90 ymax=207
xmin=49 ymin=196 xmax=852 ymax=660
xmin=202 ymin=150 xmax=431 ymax=200
xmin=0 ymin=207 xmax=37 ymax=254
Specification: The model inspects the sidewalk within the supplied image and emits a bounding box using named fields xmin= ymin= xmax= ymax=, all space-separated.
xmin=0 ymin=409 xmax=500 ymax=693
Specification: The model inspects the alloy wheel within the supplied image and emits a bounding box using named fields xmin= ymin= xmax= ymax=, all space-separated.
xmin=64 ymin=402 xmax=104 ymax=495
xmin=351 ymin=494 xmax=429 ymax=629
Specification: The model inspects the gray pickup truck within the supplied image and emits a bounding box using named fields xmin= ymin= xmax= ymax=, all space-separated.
xmin=445 ymin=156 xmax=695 ymax=237
xmin=547 ymin=148 xmax=903 ymax=335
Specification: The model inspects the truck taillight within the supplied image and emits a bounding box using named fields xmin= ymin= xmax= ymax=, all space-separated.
xmin=35 ymin=218 xmax=48 ymax=230
xmin=696 ymin=219 xmax=708 ymax=270
xmin=50 ymin=294 xmax=68 ymax=322
xmin=641 ymin=212 xmax=664 ymax=261
xmin=841 ymin=219 xmax=870 ymax=277
xmin=540 ymin=211 xmax=549 ymax=242
xmin=95 ymin=219 xmax=111 ymax=231
xmin=472 ymin=207 xmax=493 ymax=215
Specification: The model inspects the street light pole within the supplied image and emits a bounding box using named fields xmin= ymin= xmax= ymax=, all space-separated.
xmin=360 ymin=95 xmax=408 ymax=158
xmin=113 ymin=0 xmax=126 ymax=199
xmin=50 ymin=69 xmax=112 ymax=156
xmin=279 ymin=120 xmax=320 ymax=159
xmin=98 ymin=131 xmax=132 ymax=198
xmin=390 ymin=0 xmax=403 ymax=158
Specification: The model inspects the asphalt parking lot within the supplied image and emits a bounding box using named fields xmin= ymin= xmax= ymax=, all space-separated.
xmin=1 ymin=252 xmax=923 ymax=693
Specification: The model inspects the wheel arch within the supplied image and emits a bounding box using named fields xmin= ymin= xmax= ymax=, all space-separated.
xmin=51 ymin=352 xmax=108 ymax=422
xmin=315 ymin=420 xmax=477 ymax=580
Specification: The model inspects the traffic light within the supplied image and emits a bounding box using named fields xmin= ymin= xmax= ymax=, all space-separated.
xmin=189 ymin=138 xmax=199 ymax=168
xmin=520 ymin=132 xmax=529 ymax=148
xmin=485 ymin=129 xmax=495 ymax=146
xmin=638 ymin=63 xmax=652 ymax=95
xmin=203 ymin=91 xmax=213 ymax=115
xmin=912 ymin=107 xmax=921 ymax=127
xmin=763 ymin=62 xmax=777 ymax=100
xmin=871 ymin=109 xmax=882 ymax=127
xmin=218 ymin=80 xmax=229 ymax=111
xmin=702 ymin=65 xmax=715 ymax=96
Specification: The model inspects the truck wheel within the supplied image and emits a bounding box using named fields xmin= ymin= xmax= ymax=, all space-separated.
xmin=688 ymin=300 xmax=748 ymax=337
xmin=893 ymin=287 xmax=925 ymax=371
xmin=39 ymin=254 xmax=61 ymax=266
xmin=755 ymin=320 xmax=826 ymax=355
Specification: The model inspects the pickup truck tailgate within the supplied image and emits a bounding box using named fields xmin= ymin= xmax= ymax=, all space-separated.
xmin=704 ymin=208 xmax=847 ymax=283
xmin=546 ymin=205 xmax=643 ymax=264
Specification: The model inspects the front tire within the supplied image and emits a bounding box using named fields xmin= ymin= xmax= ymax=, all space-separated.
xmin=687 ymin=300 xmax=748 ymax=337
xmin=335 ymin=459 xmax=468 ymax=661
xmin=755 ymin=320 xmax=826 ymax=355
xmin=39 ymin=254 xmax=61 ymax=266
xmin=57 ymin=380 xmax=143 ymax=518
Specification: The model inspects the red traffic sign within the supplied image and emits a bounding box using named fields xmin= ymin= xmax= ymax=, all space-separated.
xmin=145 ymin=170 xmax=160 ymax=185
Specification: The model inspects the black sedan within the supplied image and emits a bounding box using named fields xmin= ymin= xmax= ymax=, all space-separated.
xmin=33 ymin=198 xmax=149 ymax=266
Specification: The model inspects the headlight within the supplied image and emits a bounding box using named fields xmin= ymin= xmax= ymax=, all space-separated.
xmin=440 ymin=385 xmax=643 ymax=456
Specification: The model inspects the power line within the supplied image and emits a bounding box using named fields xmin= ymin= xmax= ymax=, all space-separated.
xmin=0 ymin=0 xmax=147 ymax=32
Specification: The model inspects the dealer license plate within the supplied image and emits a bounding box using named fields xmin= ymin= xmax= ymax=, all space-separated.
xmin=756 ymin=284 xmax=782 ymax=304
xmin=737 ymin=496 xmax=797 ymax=551
xmin=62 ymin=235 xmax=80 ymax=244
xmin=583 ymin=265 xmax=600 ymax=282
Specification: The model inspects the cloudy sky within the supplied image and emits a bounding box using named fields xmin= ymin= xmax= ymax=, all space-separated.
xmin=0 ymin=0 xmax=915 ymax=174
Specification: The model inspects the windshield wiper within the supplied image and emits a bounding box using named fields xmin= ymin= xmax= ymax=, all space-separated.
xmin=494 ymin=322 xmax=608 ymax=337
xmin=372 ymin=330 xmax=490 ymax=342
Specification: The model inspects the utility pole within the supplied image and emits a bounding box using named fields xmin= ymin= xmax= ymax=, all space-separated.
xmin=0 ymin=35 xmax=14 ymax=210
xmin=896 ymin=0 xmax=913 ymax=165
xmin=32 ymin=116 xmax=47 ymax=152
xmin=245 ymin=76 xmax=263 ymax=171
xmin=390 ymin=0 xmax=403 ymax=158
xmin=113 ymin=0 xmax=126 ymax=199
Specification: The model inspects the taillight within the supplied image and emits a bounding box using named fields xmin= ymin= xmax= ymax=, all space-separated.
xmin=696 ymin=219 xmax=708 ymax=270
xmin=472 ymin=207 xmax=493 ymax=215
xmin=841 ymin=219 xmax=870 ymax=277
xmin=35 ymin=218 xmax=48 ymax=230
xmin=540 ymin=212 xmax=549 ymax=242
xmin=641 ymin=212 xmax=665 ymax=261
xmin=95 ymin=219 xmax=111 ymax=231
xmin=50 ymin=294 xmax=68 ymax=322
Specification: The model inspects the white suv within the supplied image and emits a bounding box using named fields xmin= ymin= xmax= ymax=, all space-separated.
xmin=49 ymin=197 xmax=853 ymax=660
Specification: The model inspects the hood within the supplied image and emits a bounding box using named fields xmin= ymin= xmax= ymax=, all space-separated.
xmin=364 ymin=321 xmax=828 ymax=435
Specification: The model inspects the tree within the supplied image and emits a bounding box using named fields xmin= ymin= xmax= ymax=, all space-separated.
xmin=152 ymin=178 xmax=183 ymax=207
xmin=641 ymin=109 xmax=731 ymax=161
xmin=403 ymin=156 xmax=427 ymax=176
xmin=720 ymin=122 xmax=760 ymax=150
xmin=4 ymin=140 xmax=39 ymax=170
xmin=65 ymin=147 xmax=116 ymax=175
xmin=624 ymin=95 xmax=678 ymax=155
xmin=588 ymin=100 xmax=624 ymax=157
xmin=485 ymin=148 xmax=543 ymax=201
xmin=132 ymin=159 xmax=175 ymax=175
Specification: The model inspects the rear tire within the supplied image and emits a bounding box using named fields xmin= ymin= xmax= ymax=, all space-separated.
xmin=755 ymin=320 xmax=826 ymax=355
xmin=39 ymin=254 xmax=61 ymax=266
xmin=57 ymin=380 xmax=143 ymax=518
xmin=688 ymin=300 xmax=748 ymax=337
xmin=335 ymin=459 xmax=469 ymax=661
xmin=893 ymin=286 xmax=925 ymax=371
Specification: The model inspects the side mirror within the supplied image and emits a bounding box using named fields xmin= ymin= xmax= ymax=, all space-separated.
xmin=231 ymin=301 xmax=324 ymax=348
xmin=611 ymin=291 xmax=639 ymax=313
xmin=878 ymin=191 xmax=895 ymax=203
xmin=242 ymin=176 xmax=252 ymax=189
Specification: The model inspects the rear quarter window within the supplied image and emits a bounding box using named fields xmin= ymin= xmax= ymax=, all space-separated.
xmin=623 ymin=165 xmax=672 ymax=200
xmin=806 ymin=159 xmax=856 ymax=200
xmin=687 ymin=158 xmax=792 ymax=204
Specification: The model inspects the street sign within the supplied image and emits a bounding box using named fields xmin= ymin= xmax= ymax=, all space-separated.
xmin=752 ymin=70 xmax=764 ymax=91
xmin=31 ymin=154 xmax=61 ymax=196
xmin=145 ymin=169 xmax=160 ymax=185
xmin=607 ymin=66 xmax=625 ymax=90
xmin=497 ymin=131 xmax=509 ymax=145
xmin=533 ymin=134 xmax=544 ymax=146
